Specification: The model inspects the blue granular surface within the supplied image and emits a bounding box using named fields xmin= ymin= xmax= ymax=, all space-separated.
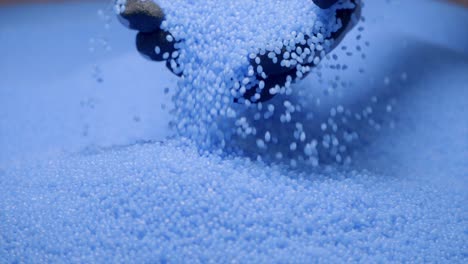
xmin=1 ymin=140 xmax=466 ymax=262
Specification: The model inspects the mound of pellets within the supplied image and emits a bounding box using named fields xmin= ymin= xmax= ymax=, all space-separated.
xmin=1 ymin=140 xmax=466 ymax=262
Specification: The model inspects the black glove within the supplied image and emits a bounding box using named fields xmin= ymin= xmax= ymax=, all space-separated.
xmin=116 ymin=0 xmax=361 ymax=103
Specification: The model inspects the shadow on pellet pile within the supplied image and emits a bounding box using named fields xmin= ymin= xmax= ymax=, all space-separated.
xmin=226 ymin=38 xmax=459 ymax=168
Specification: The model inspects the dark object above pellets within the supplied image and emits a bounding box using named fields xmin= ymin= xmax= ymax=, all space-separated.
xmin=116 ymin=0 xmax=361 ymax=103
xmin=312 ymin=0 xmax=340 ymax=9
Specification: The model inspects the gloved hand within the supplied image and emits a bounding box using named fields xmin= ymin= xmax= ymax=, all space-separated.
xmin=115 ymin=0 xmax=361 ymax=102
